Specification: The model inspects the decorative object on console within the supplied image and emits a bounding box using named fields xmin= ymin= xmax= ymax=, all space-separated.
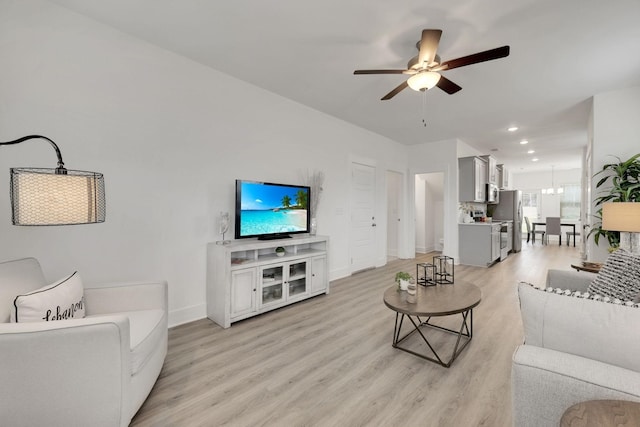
xmin=303 ymin=169 xmax=324 ymax=235
xmin=216 ymin=211 xmax=231 ymax=245
xmin=433 ymin=255 xmax=454 ymax=284
xmin=602 ymin=202 xmax=640 ymax=254
xmin=275 ymin=246 xmax=285 ymax=257
xmin=0 ymin=135 xmax=105 ymax=225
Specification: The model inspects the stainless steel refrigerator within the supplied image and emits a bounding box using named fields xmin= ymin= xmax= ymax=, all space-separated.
xmin=492 ymin=190 xmax=522 ymax=252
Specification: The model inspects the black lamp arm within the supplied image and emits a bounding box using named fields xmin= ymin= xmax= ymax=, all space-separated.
xmin=0 ymin=134 xmax=66 ymax=173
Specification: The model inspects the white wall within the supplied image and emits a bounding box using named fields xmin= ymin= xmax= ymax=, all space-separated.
xmin=589 ymin=85 xmax=640 ymax=261
xmin=0 ymin=1 xmax=409 ymax=326
xmin=408 ymin=140 xmax=459 ymax=261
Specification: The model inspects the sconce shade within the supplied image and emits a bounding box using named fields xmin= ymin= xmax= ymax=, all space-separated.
xmin=602 ymin=202 xmax=640 ymax=232
xmin=10 ymin=168 xmax=105 ymax=225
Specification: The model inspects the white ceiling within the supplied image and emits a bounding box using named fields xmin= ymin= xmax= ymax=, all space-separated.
xmin=49 ymin=0 xmax=640 ymax=173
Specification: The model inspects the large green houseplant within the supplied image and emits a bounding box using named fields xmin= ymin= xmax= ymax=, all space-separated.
xmin=588 ymin=153 xmax=640 ymax=249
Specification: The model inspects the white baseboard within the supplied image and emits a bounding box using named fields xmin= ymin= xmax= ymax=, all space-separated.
xmin=330 ymin=267 xmax=350 ymax=281
xmin=169 ymin=303 xmax=206 ymax=328
xmin=416 ymin=245 xmax=437 ymax=254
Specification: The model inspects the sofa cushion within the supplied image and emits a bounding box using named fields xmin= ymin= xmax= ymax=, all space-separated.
xmin=518 ymin=282 xmax=640 ymax=372
xmin=11 ymin=272 xmax=85 ymax=323
xmin=588 ymin=249 xmax=640 ymax=301
xmin=88 ymin=309 xmax=165 ymax=375
xmin=0 ymin=258 xmax=47 ymax=323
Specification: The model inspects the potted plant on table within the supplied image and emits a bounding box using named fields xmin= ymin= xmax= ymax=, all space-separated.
xmin=395 ymin=271 xmax=413 ymax=291
xmin=588 ymin=153 xmax=640 ymax=251
xmin=275 ymin=246 xmax=286 ymax=257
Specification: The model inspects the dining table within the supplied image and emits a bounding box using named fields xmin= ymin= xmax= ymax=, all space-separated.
xmin=532 ymin=221 xmax=577 ymax=246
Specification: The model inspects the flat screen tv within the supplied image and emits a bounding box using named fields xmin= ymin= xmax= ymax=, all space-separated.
xmin=235 ymin=179 xmax=311 ymax=240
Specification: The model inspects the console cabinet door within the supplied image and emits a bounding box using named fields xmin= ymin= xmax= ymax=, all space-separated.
xmin=259 ymin=264 xmax=285 ymax=308
xmin=311 ymin=255 xmax=327 ymax=293
xmin=286 ymin=260 xmax=309 ymax=301
xmin=231 ymin=268 xmax=257 ymax=318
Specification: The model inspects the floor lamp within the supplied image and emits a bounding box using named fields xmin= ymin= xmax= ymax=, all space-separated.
xmin=602 ymin=202 xmax=640 ymax=254
xmin=0 ymin=135 xmax=105 ymax=225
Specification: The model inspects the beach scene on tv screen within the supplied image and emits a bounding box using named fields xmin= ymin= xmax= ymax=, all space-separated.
xmin=240 ymin=182 xmax=308 ymax=236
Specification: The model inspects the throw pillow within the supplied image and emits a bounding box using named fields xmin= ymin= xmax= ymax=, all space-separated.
xmin=11 ymin=272 xmax=85 ymax=323
xmin=588 ymin=249 xmax=640 ymax=301
xmin=517 ymin=282 xmax=640 ymax=372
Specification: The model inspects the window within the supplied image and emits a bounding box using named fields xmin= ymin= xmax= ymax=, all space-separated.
xmin=560 ymin=184 xmax=581 ymax=220
xmin=522 ymin=191 xmax=540 ymax=232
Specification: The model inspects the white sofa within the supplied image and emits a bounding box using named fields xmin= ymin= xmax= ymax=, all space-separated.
xmin=0 ymin=257 xmax=168 ymax=427
xmin=512 ymin=269 xmax=640 ymax=426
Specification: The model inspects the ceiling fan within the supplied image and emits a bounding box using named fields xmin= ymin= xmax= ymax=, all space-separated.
xmin=354 ymin=29 xmax=510 ymax=100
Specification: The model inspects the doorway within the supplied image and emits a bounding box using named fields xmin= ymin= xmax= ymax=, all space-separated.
xmin=415 ymin=172 xmax=445 ymax=253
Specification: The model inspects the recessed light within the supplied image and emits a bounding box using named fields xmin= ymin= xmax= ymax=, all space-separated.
xmin=520 ymin=140 xmax=529 ymax=145
xmin=508 ymin=126 xmax=519 ymax=132
xmin=527 ymin=150 xmax=535 ymax=154
xmin=532 ymin=157 xmax=539 ymax=162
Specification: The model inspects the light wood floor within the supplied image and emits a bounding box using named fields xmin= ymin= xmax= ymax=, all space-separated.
xmin=131 ymin=241 xmax=582 ymax=427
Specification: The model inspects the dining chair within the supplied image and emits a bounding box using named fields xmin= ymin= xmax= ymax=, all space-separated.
xmin=525 ymin=217 xmax=545 ymax=244
xmin=545 ymin=217 xmax=562 ymax=245
xmin=566 ymin=221 xmax=581 ymax=246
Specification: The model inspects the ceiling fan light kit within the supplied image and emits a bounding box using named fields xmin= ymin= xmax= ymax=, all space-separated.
xmin=407 ymin=71 xmax=441 ymax=91
xmin=354 ymin=29 xmax=510 ymax=100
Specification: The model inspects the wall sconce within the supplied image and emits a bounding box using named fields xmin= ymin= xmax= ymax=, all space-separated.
xmin=0 ymin=135 xmax=105 ymax=226
xmin=602 ymin=202 xmax=640 ymax=254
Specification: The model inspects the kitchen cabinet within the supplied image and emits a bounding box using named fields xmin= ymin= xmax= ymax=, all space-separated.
xmin=459 ymin=223 xmax=501 ymax=267
xmin=497 ymin=164 xmax=509 ymax=189
xmin=481 ymin=155 xmax=498 ymax=185
xmin=459 ymin=156 xmax=487 ymax=202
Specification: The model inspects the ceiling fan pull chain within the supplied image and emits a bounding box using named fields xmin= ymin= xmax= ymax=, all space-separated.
xmin=422 ymin=90 xmax=428 ymax=127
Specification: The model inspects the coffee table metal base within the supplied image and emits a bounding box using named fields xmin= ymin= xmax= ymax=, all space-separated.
xmin=391 ymin=309 xmax=473 ymax=368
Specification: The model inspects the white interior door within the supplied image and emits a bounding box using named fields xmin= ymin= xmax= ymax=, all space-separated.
xmin=350 ymin=162 xmax=376 ymax=272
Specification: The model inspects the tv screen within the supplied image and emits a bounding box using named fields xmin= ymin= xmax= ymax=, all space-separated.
xmin=235 ymin=180 xmax=311 ymax=240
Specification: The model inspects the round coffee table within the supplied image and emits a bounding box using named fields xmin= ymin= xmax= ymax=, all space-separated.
xmin=560 ymin=400 xmax=640 ymax=426
xmin=383 ymin=282 xmax=481 ymax=367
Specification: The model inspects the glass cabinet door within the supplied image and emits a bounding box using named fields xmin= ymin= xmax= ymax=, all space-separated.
xmin=259 ymin=265 xmax=284 ymax=306
xmin=287 ymin=261 xmax=308 ymax=298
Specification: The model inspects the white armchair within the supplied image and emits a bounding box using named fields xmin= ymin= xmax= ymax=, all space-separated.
xmin=0 ymin=257 xmax=168 ymax=427
xmin=512 ymin=270 xmax=640 ymax=426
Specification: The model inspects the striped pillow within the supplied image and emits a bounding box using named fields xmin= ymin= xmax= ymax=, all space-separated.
xmin=588 ymin=249 xmax=640 ymax=302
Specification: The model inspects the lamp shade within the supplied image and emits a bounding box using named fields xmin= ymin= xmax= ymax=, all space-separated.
xmin=407 ymin=71 xmax=441 ymax=91
xmin=10 ymin=168 xmax=105 ymax=225
xmin=602 ymin=202 xmax=640 ymax=232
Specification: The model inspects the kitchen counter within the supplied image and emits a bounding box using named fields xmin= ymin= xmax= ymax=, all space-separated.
xmin=459 ymin=221 xmax=509 ymax=226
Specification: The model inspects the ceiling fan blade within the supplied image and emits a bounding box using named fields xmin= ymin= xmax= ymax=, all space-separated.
xmin=418 ymin=29 xmax=442 ymax=67
xmin=440 ymin=45 xmax=510 ymax=71
xmin=354 ymin=69 xmax=408 ymax=75
xmin=381 ymin=81 xmax=409 ymax=100
xmin=436 ymin=75 xmax=462 ymax=94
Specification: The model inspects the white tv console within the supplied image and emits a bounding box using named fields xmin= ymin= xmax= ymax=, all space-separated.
xmin=207 ymin=235 xmax=329 ymax=328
